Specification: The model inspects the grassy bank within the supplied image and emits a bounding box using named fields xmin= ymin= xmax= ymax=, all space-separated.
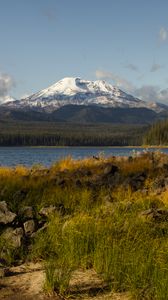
xmin=1 ymin=152 xmax=168 ymax=299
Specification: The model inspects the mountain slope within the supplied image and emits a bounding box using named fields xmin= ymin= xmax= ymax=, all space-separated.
xmin=51 ymin=105 xmax=158 ymax=124
xmin=0 ymin=104 xmax=160 ymax=124
xmin=4 ymin=77 xmax=167 ymax=113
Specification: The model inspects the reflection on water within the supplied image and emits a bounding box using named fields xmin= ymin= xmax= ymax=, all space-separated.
xmin=0 ymin=147 xmax=167 ymax=167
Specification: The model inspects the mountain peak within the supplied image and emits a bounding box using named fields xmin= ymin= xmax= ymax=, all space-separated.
xmin=33 ymin=77 xmax=119 ymax=99
xmin=2 ymin=77 xmax=167 ymax=113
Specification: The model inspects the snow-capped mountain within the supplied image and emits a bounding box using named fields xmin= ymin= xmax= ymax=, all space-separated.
xmin=4 ymin=77 xmax=167 ymax=113
xmin=0 ymin=95 xmax=15 ymax=104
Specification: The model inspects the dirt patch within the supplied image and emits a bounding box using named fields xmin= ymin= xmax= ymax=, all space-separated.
xmin=69 ymin=269 xmax=131 ymax=299
xmin=0 ymin=263 xmax=131 ymax=300
xmin=0 ymin=262 xmax=47 ymax=300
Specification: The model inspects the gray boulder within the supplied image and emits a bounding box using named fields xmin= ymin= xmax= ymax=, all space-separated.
xmin=39 ymin=205 xmax=56 ymax=217
xmin=19 ymin=206 xmax=34 ymax=221
xmin=0 ymin=201 xmax=16 ymax=225
xmin=2 ymin=227 xmax=23 ymax=248
xmin=141 ymin=208 xmax=168 ymax=222
xmin=24 ymin=220 xmax=36 ymax=235
xmin=104 ymin=164 xmax=119 ymax=176
xmin=128 ymin=172 xmax=146 ymax=191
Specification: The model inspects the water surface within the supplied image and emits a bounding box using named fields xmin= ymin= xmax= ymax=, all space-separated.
xmin=0 ymin=147 xmax=167 ymax=167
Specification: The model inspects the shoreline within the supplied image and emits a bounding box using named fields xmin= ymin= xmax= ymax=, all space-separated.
xmin=0 ymin=145 xmax=168 ymax=149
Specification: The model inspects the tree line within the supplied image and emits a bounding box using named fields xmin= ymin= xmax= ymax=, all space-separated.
xmin=143 ymin=119 xmax=168 ymax=145
xmin=0 ymin=121 xmax=148 ymax=146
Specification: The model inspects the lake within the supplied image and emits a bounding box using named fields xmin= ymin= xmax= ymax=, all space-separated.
xmin=0 ymin=147 xmax=168 ymax=167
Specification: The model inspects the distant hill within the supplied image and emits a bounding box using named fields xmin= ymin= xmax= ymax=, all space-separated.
xmin=50 ymin=105 xmax=158 ymax=124
xmin=0 ymin=105 xmax=162 ymax=124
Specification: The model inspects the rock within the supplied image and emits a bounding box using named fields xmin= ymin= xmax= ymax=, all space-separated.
xmin=150 ymin=177 xmax=167 ymax=194
xmin=81 ymin=169 xmax=92 ymax=176
xmin=0 ymin=258 xmax=7 ymax=266
xmin=152 ymin=178 xmax=165 ymax=192
xmin=39 ymin=205 xmax=56 ymax=217
xmin=2 ymin=227 xmax=23 ymax=248
xmin=31 ymin=223 xmax=48 ymax=238
xmin=141 ymin=188 xmax=148 ymax=195
xmin=0 ymin=201 xmax=16 ymax=225
xmin=37 ymin=223 xmax=48 ymax=233
xmin=57 ymin=178 xmax=66 ymax=186
xmin=129 ymin=172 xmax=146 ymax=191
xmin=92 ymin=155 xmax=100 ymax=160
xmin=85 ymin=170 xmax=92 ymax=176
xmin=141 ymin=208 xmax=154 ymax=216
xmin=103 ymin=164 xmax=119 ymax=176
xmin=141 ymin=208 xmax=168 ymax=222
xmin=13 ymin=189 xmax=27 ymax=201
xmin=24 ymin=220 xmax=36 ymax=235
xmin=19 ymin=206 xmax=34 ymax=221
xmin=154 ymin=209 xmax=168 ymax=221
xmin=30 ymin=168 xmax=49 ymax=177
xmin=0 ymin=188 xmax=8 ymax=197
xmin=105 ymin=172 xmax=121 ymax=188
xmin=164 ymin=178 xmax=168 ymax=187
xmin=162 ymin=163 xmax=168 ymax=172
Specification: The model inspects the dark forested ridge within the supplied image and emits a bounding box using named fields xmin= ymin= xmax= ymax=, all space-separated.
xmin=50 ymin=105 xmax=158 ymax=124
xmin=0 ymin=105 xmax=161 ymax=124
xmin=0 ymin=120 xmax=148 ymax=146
xmin=144 ymin=119 xmax=168 ymax=145
xmin=0 ymin=105 xmax=165 ymax=146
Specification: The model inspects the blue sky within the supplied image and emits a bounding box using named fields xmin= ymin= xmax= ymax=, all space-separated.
xmin=0 ymin=0 xmax=168 ymax=103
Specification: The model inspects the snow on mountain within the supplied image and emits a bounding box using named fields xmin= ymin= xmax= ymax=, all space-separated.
xmin=3 ymin=77 xmax=167 ymax=113
xmin=0 ymin=95 xmax=15 ymax=104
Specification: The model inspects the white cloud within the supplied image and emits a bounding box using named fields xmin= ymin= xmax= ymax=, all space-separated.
xmin=150 ymin=63 xmax=163 ymax=72
xmin=0 ymin=73 xmax=15 ymax=103
xmin=1 ymin=69 xmax=168 ymax=107
xmin=1 ymin=95 xmax=15 ymax=104
xmin=95 ymin=70 xmax=168 ymax=104
xmin=134 ymin=85 xmax=168 ymax=104
xmin=95 ymin=70 xmax=114 ymax=80
xmin=158 ymin=88 xmax=168 ymax=102
xmin=159 ymin=27 xmax=168 ymax=42
xmin=134 ymin=85 xmax=159 ymax=102
xmin=95 ymin=70 xmax=134 ymax=91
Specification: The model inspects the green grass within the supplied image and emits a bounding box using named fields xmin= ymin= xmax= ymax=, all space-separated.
xmin=31 ymin=195 xmax=168 ymax=299
xmin=1 ymin=153 xmax=168 ymax=298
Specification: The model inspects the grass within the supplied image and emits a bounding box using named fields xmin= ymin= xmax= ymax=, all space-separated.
xmin=1 ymin=152 xmax=168 ymax=298
xmin=35 ymin=205 xmax=168 ymax=299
